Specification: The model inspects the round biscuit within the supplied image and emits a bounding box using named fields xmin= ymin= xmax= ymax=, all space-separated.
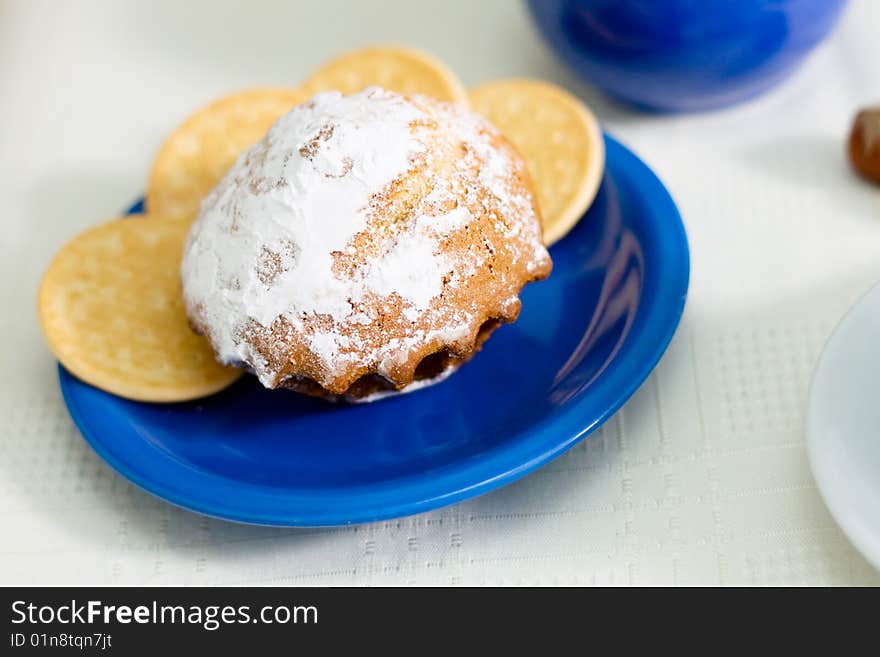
xmin=469 ymin=79 xmax=605 ymax=246
xmin=38 ymin=217 xmax=242 ymax=402
xmin=303 ymin=46 xmax=468 ymax=104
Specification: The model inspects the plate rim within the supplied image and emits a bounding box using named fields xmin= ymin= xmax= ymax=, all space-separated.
xmin=806 ymin=280 xmax=880 ymax=570
xmin=59 ymin=133 xmax=691 ymax=526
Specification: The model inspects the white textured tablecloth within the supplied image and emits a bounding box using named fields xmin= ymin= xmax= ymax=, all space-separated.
xmin=3 ymin=0 xmax=880 ymax=585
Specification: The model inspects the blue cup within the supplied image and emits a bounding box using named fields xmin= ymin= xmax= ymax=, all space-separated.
xmin=527 ymin=0 xmax=847 ymax=112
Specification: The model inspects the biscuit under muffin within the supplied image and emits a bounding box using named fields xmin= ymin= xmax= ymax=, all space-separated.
xmin=181 ymin=88 xmax=552 ymax=401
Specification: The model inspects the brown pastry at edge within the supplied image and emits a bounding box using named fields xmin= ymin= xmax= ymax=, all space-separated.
xmin=849 ymin=107 xmax=880 ymax=184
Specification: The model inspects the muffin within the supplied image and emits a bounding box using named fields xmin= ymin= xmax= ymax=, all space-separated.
xmin=181 ymin=87 xmax=552 ymax=401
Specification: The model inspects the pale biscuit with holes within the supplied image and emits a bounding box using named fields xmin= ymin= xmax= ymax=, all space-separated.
xmin=303 ymin=46 xmax=468 ymax=105
xmin=147 ymin=88 xmax=311 ymax=221
xmin=39 ymin=217 xmax=242 ymax=402
xmin=469 ymin=79 xmax=605 ymax=246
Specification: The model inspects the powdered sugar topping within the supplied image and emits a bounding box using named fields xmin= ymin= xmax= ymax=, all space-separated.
xmin=181 ymin=87 xmax=551 ymax=392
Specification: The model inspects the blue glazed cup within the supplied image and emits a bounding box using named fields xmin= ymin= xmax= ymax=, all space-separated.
xmin=527 ymin=0 xmax=847 ymax=112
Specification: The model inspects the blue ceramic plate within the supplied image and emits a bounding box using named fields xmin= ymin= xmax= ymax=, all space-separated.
xmin=59 ymin=135 xmax=689 ymax=526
